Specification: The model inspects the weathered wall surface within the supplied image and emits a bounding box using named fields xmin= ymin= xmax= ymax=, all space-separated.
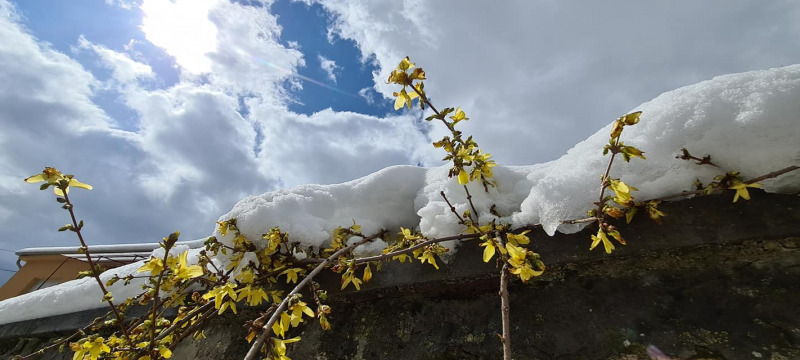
xmin=2 ymin=191 xmax=798 ymax=359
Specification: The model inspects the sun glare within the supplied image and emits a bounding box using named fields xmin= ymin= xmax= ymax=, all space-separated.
xmin=140 ymin=0 xmax=219 ymax=74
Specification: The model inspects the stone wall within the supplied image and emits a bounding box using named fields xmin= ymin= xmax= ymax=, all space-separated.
xmin=2 ymin=191 xmax=798 ymax=360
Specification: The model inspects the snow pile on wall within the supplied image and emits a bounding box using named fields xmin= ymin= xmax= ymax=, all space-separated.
xmin=218 ymin=64 xmax=800 ymax=246
xmin=1 ymin=64 xmax=798 ymax=325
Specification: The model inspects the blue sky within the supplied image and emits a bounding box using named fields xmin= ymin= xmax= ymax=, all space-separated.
xmin=1 ymin=0 xmax=798 ymax=285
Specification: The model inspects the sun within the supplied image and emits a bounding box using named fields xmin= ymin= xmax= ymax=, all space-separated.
xmin=140 ymin=0 xmax=220 ymax=74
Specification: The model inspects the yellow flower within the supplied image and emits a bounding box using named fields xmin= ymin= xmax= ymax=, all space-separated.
xmin=646 ymin=201 xmax=666 ymax=223
xmin=71 ymin=337 xmax=110 ymax=360
xmin=730 ymin=181 xmax=761 ymax=202
xmin=418 ymin=248 xmax=439 ymax=269
xmin=409 ymin=68 xmax=426 ymax=80
xmin=509 ymin=264 xmax=543 ymax=282
xmin=319 ymin=313 xmax=331 ymax=330
xmin=137 ymin=257 xmax=164 ymax=275
xmin=590 ymin=228 xmax=614 ymax=254
xmin=270 ymin=337 xmax=300 ymax=360
xmin=340 ymin=267 xmax=363 ymax=290
xmin=457 ymin=168 xmax=469 ymax=185
xmin=237 ymin=285 xmax=269 ymax=307
xmin=449 ymin=107 xmax=469 ymax=123
xmin=202 ymin=283 xmax=238 ymax=314
xmin=399 ymin=227 xmax=420 ymax=241
xmin=272 ymin=311 xmax=291 ymax=338
xmin=505 ymin=243 xmax=527 ymax=265
xmin=608 ymin=179 xmax=637 ymax=207
xmin=480 ymin=238 xmax=496 ymax=263
xmin=506 ymin=231 xmax=530 ymax=246
xmin=25 ymin=167 xmax=92 ymax=196
xmin=397 ymin=56 xmax=415 ymax=71
xmin=289 ymin=301 xmax=315 ymax=326
xmin=280 ymin=268 xmax=303 ymax=284
xmin=620 ymin=111 xmax=642 ymax=125
xmin=362 ymin=264 xmax=372 ymax=282
xmin=393 ymin=87 xmax=420 ymax=110
xmin=174 ymin=251 xmax=203 ymax=280
xmin=505 ymin=243 xmax=544 ymax=281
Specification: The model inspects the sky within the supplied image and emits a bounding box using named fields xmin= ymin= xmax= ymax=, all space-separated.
xmin=0 ymin=0 xmax=798 ymax=285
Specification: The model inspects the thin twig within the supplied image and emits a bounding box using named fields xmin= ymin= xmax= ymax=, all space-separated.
xmin=650 ymin=165 xmax=800 ymax=202
xmin=13 ymin=315 xmax=105 ymax=360
xmin=676 ymin=148 xmax=718 ymax=167
xmin=744 ymin=165 xmax=798 ymax=184
xmin=494 ymin=234 xmax=512 ymax=360
xmin=408 ymin=83 xmax=454 ymax=133
xmin=354 ymin=233 xmax=480 ymax=264
xmin=243 ymin=231 xmax=385 ymax=360
xmin=296 ymin=226 xmax=539 ymax=265
xmin=63 ymin=191 xmax=131 ymax=341
xmin=149 ymin=247 xmax=172 ymax=355
xmin=499 ymin=262 xmax=512 ymax=360
xmin=560 ymin=217 xmax=599 ymax=225
xmin=440 ymin=191 xmax=466 ymax=224
xmin=156 ymin=302 xmax=215 ymax=341
xmin=169 ymin=304 xmax=218 ymax=350
xmin=561 ymin=165 xmax=800 ymax=223
xmin=463 ymin=185 xmax=480 ymax=222
xmin=597 ymin=138 xmax=620 ymax=213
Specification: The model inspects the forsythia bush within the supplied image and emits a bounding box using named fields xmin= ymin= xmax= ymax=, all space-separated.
xmin=16 ymin=57 xmax=793 ymax=360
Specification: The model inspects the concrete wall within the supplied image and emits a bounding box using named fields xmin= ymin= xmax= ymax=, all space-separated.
xmin=2 ymin=191 xmax=798 ymax=360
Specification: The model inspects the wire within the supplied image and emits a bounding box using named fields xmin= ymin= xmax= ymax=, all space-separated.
xmin=0 ymin=268 xmax=16 ymax=273
xmin=35 ymin=257 xmax=69 ymax=290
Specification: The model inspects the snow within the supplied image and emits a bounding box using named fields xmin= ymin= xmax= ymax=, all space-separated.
xmin=1 ymin=65 xmax=798 ymax=325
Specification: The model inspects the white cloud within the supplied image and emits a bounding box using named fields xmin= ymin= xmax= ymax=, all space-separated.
xmin=0 ymin=0 xmax=278 ymax=271
xmin=0 ymin=0 xmax=431 ymax=281
xmin=357 ymin=87 xmax=374 ymax=104
xmin=312 ymin=0 xmax=800 ymax=166
xmin=105 ymin=0 xmax=137 ymax=10
xmin=140 ymin=0 xmax=219 ymax=74
xmin=76 ymin=35 xmax=154 ymax=83
xmin=249 ymin=106 xmax=433 ymax=186
xmin=317 ymin=54 xmax=339 ymax=83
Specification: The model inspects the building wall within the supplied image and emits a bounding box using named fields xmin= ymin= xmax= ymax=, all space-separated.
xmin=0 ymin=255 xmax=91 ymax=301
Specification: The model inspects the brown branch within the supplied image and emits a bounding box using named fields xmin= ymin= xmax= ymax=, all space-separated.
xmin=743 ymin=165 xmax=798 ymax=184
xmin=408 ymin=82 xmax=455 ymax=133
xmin=561 ymin=165 xmax=800 ymax=223
xmin=463 ymin=185 xmax=480 ymax=222
xmin=493 ymin=233 xmax=512 ymax=360
xmin=12 ymin=315 xmax=105 ymax=360
xmin=299 ymin=226 xmax=541 ymax=266
xmin=169 ymin=304 xmax=218 ymax=350
xmin=149 ymin=246 xmax=172 ymax=355
xmin=243 ymin=231 xmax=385 ymax=360
xmin=440 ymin=191 xmax=466 ymax=224
xmin=560 ymin=217 xmax=599 ymax=225
xmin=597 ymin=138 xmax=620 ymax=214
xmin=156 ymin=302 xmax=215 ymax=341
xmin=650 ymin=164 xmax=800 ymax=202
xmin=676 ymin=148 xmax=718 ymax=167
xmin=353 ymin=232 xmax=481 ymax=264
xmin=62 ymin=191 xmax=131 ymax=341
xmin=153 ymin=278 xmax=203 ymax=322
xmin=499 ymin=262 xmax=512 ymax=360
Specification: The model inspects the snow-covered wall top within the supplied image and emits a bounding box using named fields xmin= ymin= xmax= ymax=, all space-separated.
xmin=1 ymin=64 xmax=798 ymax=325
xmin=217 ymin=64 xmax=800 ymax=248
